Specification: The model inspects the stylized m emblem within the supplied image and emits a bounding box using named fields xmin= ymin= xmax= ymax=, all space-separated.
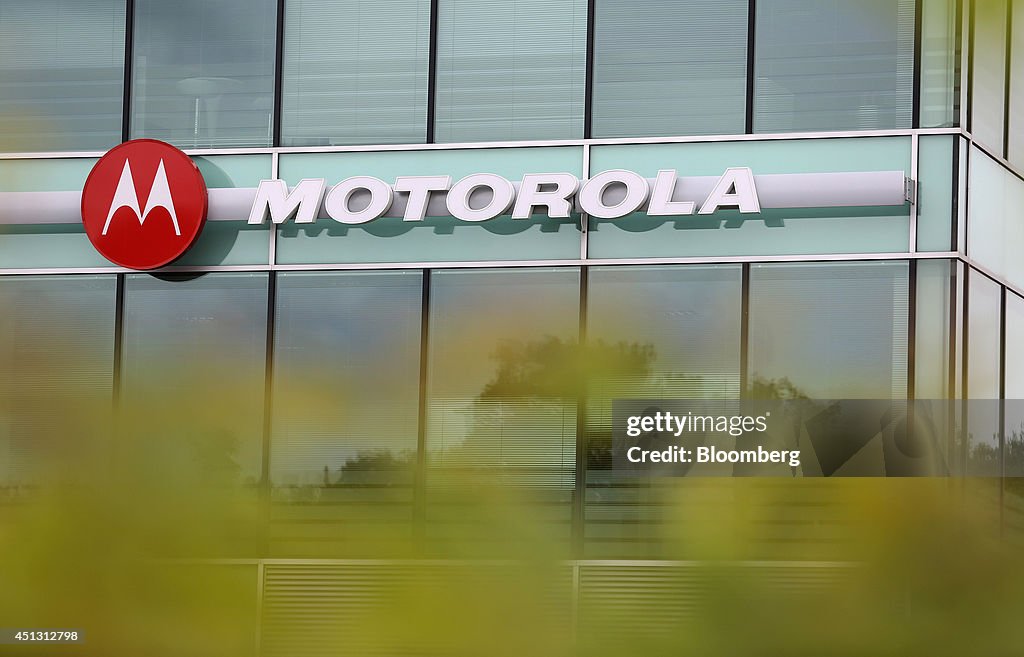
xmin=102 ymin=159 xmax=181 ymax=236
xmin=247 ymin=178 xmax=326 ymax=225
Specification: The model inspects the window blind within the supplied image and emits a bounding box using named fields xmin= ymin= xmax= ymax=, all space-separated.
xmin=281 ymin=0 xmax=430 ymax=146
xmin=592 ymin=0 xmax=748 ymax=138
xmin=131 ymin=0 xmax=277 ymax=148
xmin=434 ymin=0 xmax=587 ymax=142
xmin=0 ymin=276 xmax=115 ymax=485
xmin=0 ymin=0 xmax=124 ymax=151
xmin=121 ymin=273 xmax=269 ymax=481
xmin=754 ymin=0 xmax=916 ymax=132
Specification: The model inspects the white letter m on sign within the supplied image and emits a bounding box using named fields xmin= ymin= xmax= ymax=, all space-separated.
xmin=102 ymin=159 xmax=181 ymax=236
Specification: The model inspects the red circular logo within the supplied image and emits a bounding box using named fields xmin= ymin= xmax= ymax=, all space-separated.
xmin=81 ymin=139 xmax=207 ymax=270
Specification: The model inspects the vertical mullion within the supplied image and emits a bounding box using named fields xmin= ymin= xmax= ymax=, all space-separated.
xmin=121 ymin=0 xmax=135 ymax=143
xmin=426 ymin=0 xmax=440 ymax=144
xmin=254 ymin=560 xmax=265 ymax=657
xmin=269 ymin=152 xmax=279 ymax=267
xmin=414 ymin=269 xmax=431 ymax=548
xmin=261 ymin=272 xmax=277 ymax=487
xmin=112 ymin=273 xmax=126 ymax=409
xmin=740 ymin=263 xmax=751 ymax=396
xmin=908 ymin=259 xmax=918 ymax=400
xmin=951 ymin=138 xmax=960 ymax=250
xmin=745 ymin=0 xmax=757 ymax=134
xmin=955 ymin=0 xmax=965 ymax=126
xmin=570 ymin=562 xmax=581 ymax=651
xmin=572 ymin=266 xmax=588 ymax=557
xmin=999 ymin=284 xmax=1007 ymax=531
xmin=272 ymin=0 xmax=285 ymax=147
xmin=906 ymin=259 xmax=919 ymax=477
xmin=1003 ymin=0 xmax=1014 ymax=158
xmin=260 ymin=271 xmax=277 ymax=555
xmin=959 ymin=141 xmax=969 ymax=269
xmin=947 ymin=261 xmax=958 ymax=471
xmin=910 ymin=133 xmax=920 ymax=252
xmin=110 ymin=274 xmax=127 ymax=515
xmin=966 ymin=0 xmax=976 ymax=133
xmin=583 ymin=0 xmax=597 ymax=139
xmin=580 ymin=143 xmax=591 ymax=260
xmin=912 ymin=0 xmax=924 ymax=128
xmin=961 ymin=265 xmax=971 ymax=476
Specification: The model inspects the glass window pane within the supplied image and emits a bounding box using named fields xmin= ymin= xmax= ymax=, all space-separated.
xmin=1008 ymin=0 xmax=1024 ymax=164
xmin=281 ymin=0 xmax=429 ymax=146
xmin=426 ymin=268 xmax=580 ymax=551
xmin=270 ymin=271 xmax=422 ymax=556
xmin=434 ymin=0 xmax=587 ymax=142
xmin=970 ymin=0 xmax=1008 ymax=151
xmin=914 ymin=259 xmax=954 ymax=399
xmin=586 ymin=264 xmax=742 ymax=408
xmin=913 ymin=259 xmax=956 ymax=476
xmin=1007 ymin=292 xmax=1024 ymax=399
xmin=131 ymin=0 xmax=277 ymax=148
xmin=271 ymin=271 xmax=422 ymax=485
xmin=965 ymin=270 xmax=1001 ymax=476
xmin=122 ymin=273 xmax=268 ymax=483
xmin=0 ymin=275 xmax=115 ymax=486
xmin=917 ymin=135 xmax=956 ymax=252
xmin=591 ymin=0 xmax=747 ymax=138
xmin=0 ymin=0 xmax=124 ymax=152
xmin=1005 ymin=292 xmax=1024 ymax=477
xmin=919 ymin=0 xmax=959 ymax=128
xmin=748 ymin=261 xmax=910 ymax=399
xmin=754 ymin=0 xmax=915 ymax=132
xmin=967 ymin=146 xmax=1024 ymax=292
xmin=584 ymin=265 xmax=741 ymax=558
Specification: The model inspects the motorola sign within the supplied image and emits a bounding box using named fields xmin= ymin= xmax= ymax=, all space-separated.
xmin=68 ymin=140 xmax=909 ymax=268
xmin=81 ymin=139 xmax=208 ymax=270
xmin=247 ymin=168 xmax=765 ymax=226
xmin=245 ymin=168 xmax=910 ymax=227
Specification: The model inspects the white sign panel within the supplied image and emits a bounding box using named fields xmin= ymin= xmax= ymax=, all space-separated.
xmin=0 ymin=169 xmax=910 ymax=226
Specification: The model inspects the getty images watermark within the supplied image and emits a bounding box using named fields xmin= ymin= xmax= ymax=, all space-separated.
xmin=623 ymin=408 xmax=800 ymax=468
xmin=611 ymin=399 xmax=1018 ymax=477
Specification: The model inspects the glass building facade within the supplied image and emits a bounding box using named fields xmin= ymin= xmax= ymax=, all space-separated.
xmin=1 ymin=0 xmax=1023 ymax=654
